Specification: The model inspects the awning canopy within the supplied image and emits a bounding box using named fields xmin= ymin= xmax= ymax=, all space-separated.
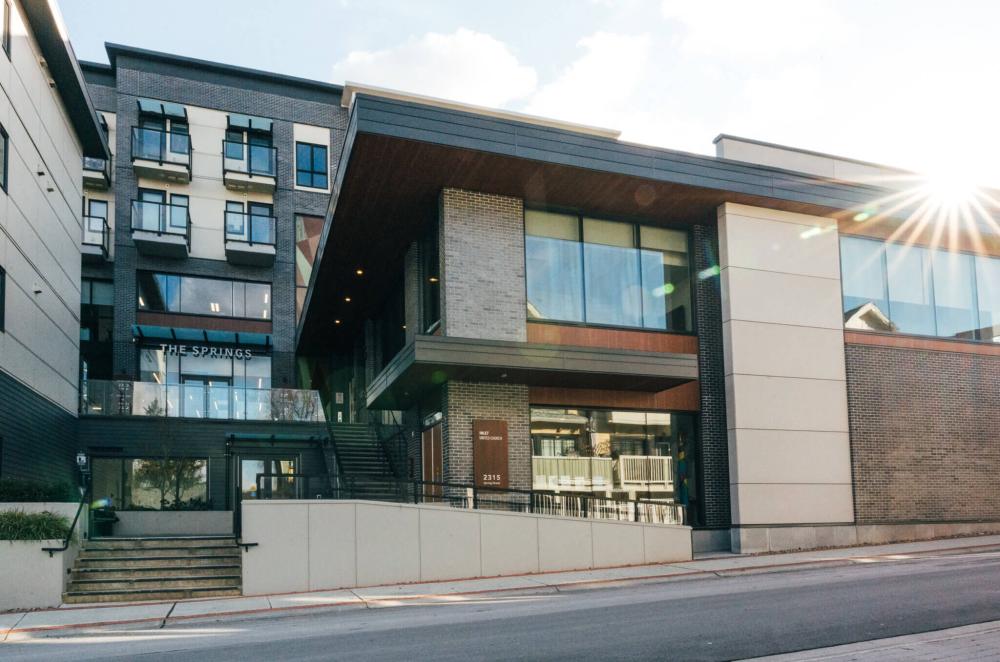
xmin=137 ymin=98 xmax=187 ymax=120
xmin=132 ymin=324 xmax=272 ymax=348
xmin=227 ymin=114 xmax=273 ymax=133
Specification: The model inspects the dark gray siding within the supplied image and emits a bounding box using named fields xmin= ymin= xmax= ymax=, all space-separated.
xmin=0 ymin=370 xmax=78 ymax=484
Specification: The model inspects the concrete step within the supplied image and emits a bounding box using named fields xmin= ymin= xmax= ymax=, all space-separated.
xmin=67 ymin=575 xmax=241 ymax=592
xmin=85 ymin=536 xmax=235 ymax=550
xmin=77 ymin=554 xmax=240 ymax=569
xmin=72 ymin=564 xmax=241 ymax=580
xmin=62 ymin=586 xmax=241 ymax=604
xmin=80 ymin=544 xmax=238 ymax=558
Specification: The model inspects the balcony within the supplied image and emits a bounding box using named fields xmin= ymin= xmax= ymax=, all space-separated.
xmin=81 ymin=215 xmax=110 ymax=263
xmin=82 ymin=156 xmax=111 ymax=189
xmin=224 ymin=210 xmax=276 ymax=266
xmin=130 ymin=200 xmax=190 ymax=258
xmin=131 ymin=127 xmax=192 ymax=183
xmin=80 ymin=380 xmax=326 ymax=422
xmin=222 ymin=141 xmax=277 ymax=193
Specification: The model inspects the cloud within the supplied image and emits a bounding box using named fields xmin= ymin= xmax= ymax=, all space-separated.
xmin=661 ymin=0 xmax=846 ymax=57
xmin=331 ymin=28 xmax=537 ymax=107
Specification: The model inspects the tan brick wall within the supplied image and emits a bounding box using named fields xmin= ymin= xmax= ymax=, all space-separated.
xmin=846 ymin=343 xmax=1000 ymax=523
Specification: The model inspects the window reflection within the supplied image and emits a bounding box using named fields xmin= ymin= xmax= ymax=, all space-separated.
xmin=840 ymin=236 xmax=999 ymax=343
xmin=137 ymin=272 xmax=271 ymax=320
xmin=525 ymin=210 xmax=692 ymax=332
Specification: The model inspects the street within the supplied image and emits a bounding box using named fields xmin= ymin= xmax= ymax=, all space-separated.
xmin=4 ymin=547 xmax=1000 ymax=661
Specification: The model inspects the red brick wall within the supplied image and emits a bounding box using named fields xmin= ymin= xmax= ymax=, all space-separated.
xmin=846 ymin=342 xmax=1000 ymax=523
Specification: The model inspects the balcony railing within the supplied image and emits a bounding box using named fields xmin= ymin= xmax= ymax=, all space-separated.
xmin=131 ymin=127 xmax=192 ymax=169
xmin=225 ymin=211 xmax=276 ymax=246
xmin=80 ymin=380 xmax=326 ymax=422
xmin=82 ymin=156 xmax=111 ymax=187
xmin=532 ymin=455 xmax=675 ymax=493
xmin=82 ymin=215 xmax=110 ymax=257
xmin=131 ymin=200 xmax=191 ymax=241
xmin=222 ymin=140 xmax=276 ymax=178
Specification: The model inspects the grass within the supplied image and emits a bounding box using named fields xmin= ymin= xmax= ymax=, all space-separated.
xmin=0 ymin=510 xmax=73 ymax=541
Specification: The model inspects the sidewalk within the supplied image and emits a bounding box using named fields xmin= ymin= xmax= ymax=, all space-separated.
xmin=4 ymin=534 xmax=1000 ymax=641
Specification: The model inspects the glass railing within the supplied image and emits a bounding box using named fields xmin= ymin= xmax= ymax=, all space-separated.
xmin=130 ymin=200 xmax=190 ymax=239
xmin=82 ymin=156 xmax=111 ymax=180
xmin=82 ymin=215 xmax=110 ymax=256
xmin=80 ymin=380 xmax=326 ymax=422
xmin=131 ymin=127 xmax=192 ymax=168
xmin=222 ymin=140 xmax=277 ymax=177
xmin=224 ymin=211 xmax=276 ymax=245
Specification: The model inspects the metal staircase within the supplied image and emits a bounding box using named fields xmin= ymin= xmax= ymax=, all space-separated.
xmin=328 ymin=422 xmax=408 ymax=500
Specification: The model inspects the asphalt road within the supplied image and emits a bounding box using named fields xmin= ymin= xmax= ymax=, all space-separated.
xmin=5 ymin=549 xmax=1000 ymax=661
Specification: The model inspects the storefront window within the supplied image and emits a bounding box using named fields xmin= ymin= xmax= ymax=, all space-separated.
xmin=137 ymin=272 xmax=271 ymax=320
xmin=530 ymin=408 xmax=697 ymax=512
xmin=525 ymin=210 xmax=692 ymax=332
xmin=92 ymin=457 xmax=209 ymax=510
xmin=976 ymin=256 xmax=1000 ymax=342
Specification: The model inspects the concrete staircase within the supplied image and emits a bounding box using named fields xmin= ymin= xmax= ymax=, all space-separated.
xmin=329 ymin=423 xmax=406 ymax=500
xmin=64 ymin=536 xmax=242 ymax=604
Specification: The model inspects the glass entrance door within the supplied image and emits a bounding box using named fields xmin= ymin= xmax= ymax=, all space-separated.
xmin=240 ymin=457 xmax=298 ymax=500
xmin=182 ymin=376 xmax=231 ymax=419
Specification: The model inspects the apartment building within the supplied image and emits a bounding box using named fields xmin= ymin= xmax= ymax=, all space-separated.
xmin=0 ymin=0 xmax=108 ymax=482
xmin=0 ymin=27 xmax=996 ymax=558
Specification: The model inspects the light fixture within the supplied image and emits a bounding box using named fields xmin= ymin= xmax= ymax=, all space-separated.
xmin=334 ymin=319 xmax=341 ymax=325
xmin=138 ymin=296 xmax=146 ymax=307
xmin=210 ymin=302 xmax=221 ymax=312
xmin=344 ymin=296 xmax=352 ymax=303
xmin=428 ymin=276 xmax=439 ymax=283
xmin=355 ymin=268 xmax=364 ymax=276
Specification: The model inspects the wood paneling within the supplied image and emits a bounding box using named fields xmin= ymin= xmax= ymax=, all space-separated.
xmin=529 ymin=382 xmax=701 ymax=412
xmin=137 ymin=311 xmax=272 ymax=334
xmin=845 ymin=331 xmax=1000 ymax=357
xmin=527 ymin=323 xmax=698 ymax=354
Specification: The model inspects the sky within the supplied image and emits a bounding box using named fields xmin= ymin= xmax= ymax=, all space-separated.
xmin=59 ymin=0 xmax=1000 ymax=188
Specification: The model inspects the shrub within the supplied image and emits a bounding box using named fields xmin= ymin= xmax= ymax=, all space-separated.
xmin=0 ymin=479 xmax=77 ymax=503
xmin=0 ymin=510 xmax=72 ymax=541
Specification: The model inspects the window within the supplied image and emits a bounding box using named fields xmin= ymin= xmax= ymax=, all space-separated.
xmin=525 ymin=210 xmax=692 ymax=332
xmin=2 ymin=0 xmax=10 ymax=57
xmin=295 ymin=142 xmax=328 ymax=189
xmin=0 ymin=122 xmax=7 ymax=192
xmin=137 ymin=272 xmax=271 ymax=320
xmin=421 ymin=222 xmax=440 ymax=332
xmin=92 ymin=458 xmax=210 ymax=510
xmin=0 ymin=265 xmax=5 ymax=332
xmin=80 ymin=279 xmax=114 ymax=379
xmin=840 ymin=235 xmax=999 ymax=343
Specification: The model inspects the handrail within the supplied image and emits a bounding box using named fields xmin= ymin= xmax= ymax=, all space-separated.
xmin=131 ymin=126 xmax=192 ymax=169
xmin=42 ymin=486 xmax=90 ymax=558
xmin=368 ymin=410 xmax=409 ymax=479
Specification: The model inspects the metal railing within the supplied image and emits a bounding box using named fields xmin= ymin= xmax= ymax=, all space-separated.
xmin=224 ymin=211 xmax=276 ymax=246
xmin=131 ymin=127 xmax=192 ymax=169
xmin=41 ymin=485 xmax=89 ymax=557
xmin=130 ymin=200 xmax=191 ymax=242
xmin=619 ymin=455 xmax=674 ymax=491
xmin=369 ymin=409 xmax=410 ymax=479
xmin=222 ymin=140 xmax=277 ymax=178
xmin=83 ymin=156 xmax=111 ymax=182
xmin=531 ymin=456 xmax=614 ymax=492
xmin=245 ymin=475 xmax=686 ymax=525
xmin=82 ymin=215 xmax=110 ymax=257
xmin=80 ymin=380 xmax=326 ymax=422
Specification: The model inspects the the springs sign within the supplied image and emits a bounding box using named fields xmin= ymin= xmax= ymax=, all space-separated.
xmin=158 ymin=343 xmax=255 ymax=360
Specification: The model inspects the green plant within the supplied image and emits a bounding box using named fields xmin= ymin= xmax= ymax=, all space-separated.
xmin=0 ymin=510 xmax=72 ymax=541
xmin=0 ymin=479 xmax=77 ymax=503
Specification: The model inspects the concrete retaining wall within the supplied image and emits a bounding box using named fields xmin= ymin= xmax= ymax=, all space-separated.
xmin=114 ymin=511 xmax=233 ymax=536
xmin=0 ymin=503 xmax=84 ymax=611
xmin=241 ymin=500 xmax=692 ymax=595
xmin=731 ymin=521 xmax=1000 ymax=553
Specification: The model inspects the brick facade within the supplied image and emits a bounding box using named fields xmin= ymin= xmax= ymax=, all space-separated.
xmin=442 ymin=381 xmax=531 ymax=490
xmin=439 ymin=188 xmax=526 ymax=342
xmin=846 ymin=343 xmax=1000 ymax=523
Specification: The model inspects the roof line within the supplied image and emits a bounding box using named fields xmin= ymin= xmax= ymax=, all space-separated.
xmin=104 ymin=42 xmax=343 ymax=95
xmin=713 ymin=133 xmax=914 ymax=174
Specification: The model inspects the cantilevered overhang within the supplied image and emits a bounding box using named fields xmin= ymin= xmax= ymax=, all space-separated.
xmin=366 ymin=335 xmax=699 ymax=410
xmin=297 ymin=91 xmax=914 ymax=352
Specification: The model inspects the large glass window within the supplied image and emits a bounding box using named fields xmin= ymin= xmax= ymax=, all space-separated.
xmin=137 ymin=272 xmax=271 ymax=320
xmin=80 ymin=279 xmax=114 ymax=380
xmin=976 ymin=256 xmax=1000 ymax=342
xmin=295 ymin=142 xmax=328 ymax=189
xmin=525 ymin=210 xmax=692 ymax=332
xmin=840 ymin=235 xmax=998 ymax=343
xmin=92 ymin=457 xmax=209 ymax=510
xmin=530 ymin=407 xmax=698 ymax=521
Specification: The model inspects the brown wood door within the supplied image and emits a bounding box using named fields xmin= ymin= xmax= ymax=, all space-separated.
xmin=421 ymin=423 xmax=443 ymax=499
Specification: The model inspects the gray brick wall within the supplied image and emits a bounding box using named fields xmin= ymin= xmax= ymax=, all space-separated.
xmin=846 ymin=343 xmax=1000 ymax=523
xmin=439 ymin=189 xmax=526 ymax=342
xmin=442 ymin=381 xmax=530 ymax=490
xmin=96 ymin=58 xmax=344 ymax=386
xmin=693 ymin=223 xmax=731 ymax=529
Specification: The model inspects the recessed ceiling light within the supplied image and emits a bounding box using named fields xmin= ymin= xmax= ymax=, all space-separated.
xmin=428 ymin=276 xmax=439 ymax=283
xmin=355 ymin=268 xmax=364 ymax=276
xmin=334 ymin=319 xmax=341 ymax=325
xmin=344 ymin=296 xmax=352 ymax=303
